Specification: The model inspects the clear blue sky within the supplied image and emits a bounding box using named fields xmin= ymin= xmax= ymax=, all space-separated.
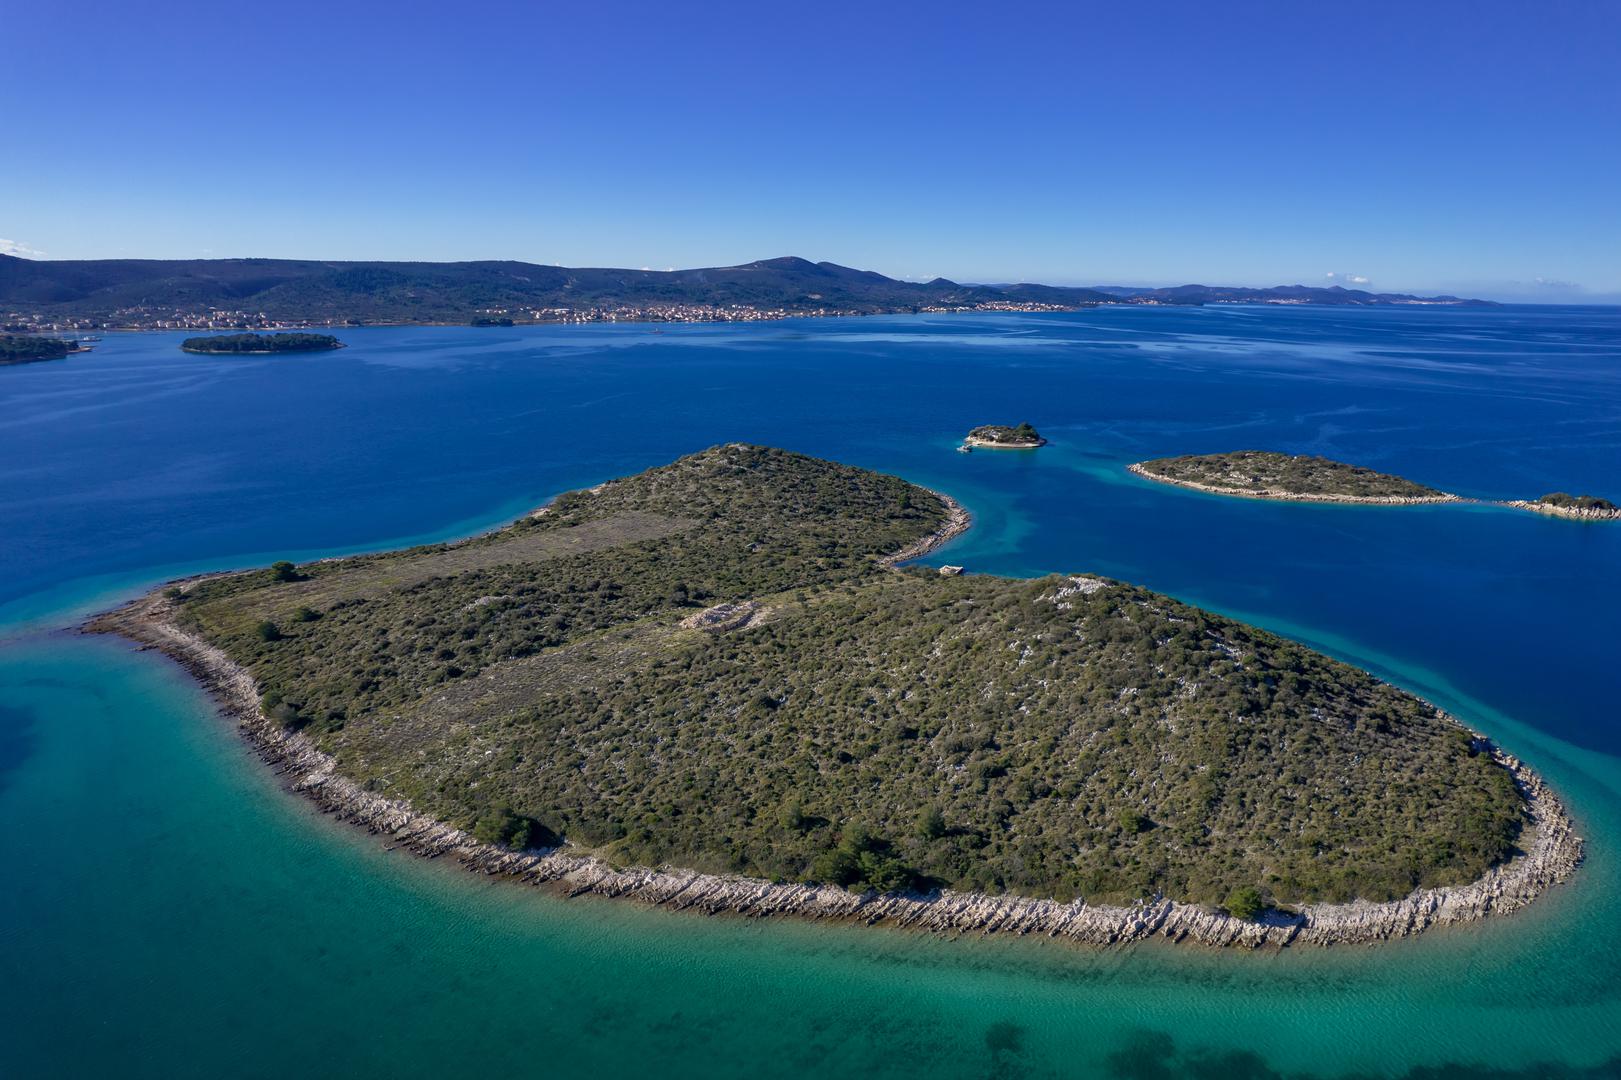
xmin=5 ymin=0 xmax=1619 ymax=301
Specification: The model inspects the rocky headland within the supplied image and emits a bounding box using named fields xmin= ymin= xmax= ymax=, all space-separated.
xmin=877 ymin=489 xmax=971 ymax=567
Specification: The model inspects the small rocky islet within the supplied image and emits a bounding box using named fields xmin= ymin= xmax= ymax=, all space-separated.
xmin=960 ymin=423 xmax=1046 ymax=450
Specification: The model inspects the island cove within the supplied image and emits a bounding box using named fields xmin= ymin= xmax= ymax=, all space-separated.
xmin=88 ymin=445 xmax=1581 ymax=947
xmin=1131 ymin=451 xmax=1621 ymax=519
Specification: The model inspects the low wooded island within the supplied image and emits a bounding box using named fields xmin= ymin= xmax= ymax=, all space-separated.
xmin=181 ymin=332 xmax=344 ymax=354
xmin=1 ymin=333 xmax=83 ymax=366
xmin=1130 ymin=451 xmax=1457 ymax=504
xmin=1132 ymin=451 xmax=1619 ymax=522
xmin=90 ymin=445 xmax=1580 ymax=946
xmin=963 ymin=423 xmax=1046 ymax=449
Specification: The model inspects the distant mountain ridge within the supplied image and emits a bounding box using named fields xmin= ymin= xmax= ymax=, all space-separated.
xmin=1089 ymin=282 xmax=1487 ymax=306
xmin=0 ymin=253 xmax=1495 ymax=328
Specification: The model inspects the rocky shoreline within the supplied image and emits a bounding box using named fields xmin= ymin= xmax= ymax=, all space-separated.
xmin=877 ymin=489 xmax=972 ymax=567
xmin=86 ymin=480 xmax=1583 ymax=949
xmin=963 ymin=437 xmax=1046 ymax=450
xmin=1502 ymin=500 xmax=1621 ymax=522
xmin=1126 ymin=463 xmax=1463 ymax=505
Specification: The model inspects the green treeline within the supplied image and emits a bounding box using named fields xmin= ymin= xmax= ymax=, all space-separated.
xmin=968 ymin=423 xmax=1043 ymax=445
xmin=1539 ymin=492 xmax=1618 ymax=511
xmin=181 ymin=332 xmax=342 ymax=354
xmin=0 ymin=334 xmax=74 ymax=364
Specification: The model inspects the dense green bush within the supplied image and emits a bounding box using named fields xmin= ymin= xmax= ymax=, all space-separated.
xmin=1224 ymin=886 xmax=1264 ymax=921
xmin=473 ymin=806 xmax=556 ymax=850
xmin=811 ymin=827 xmax=919 ymax=893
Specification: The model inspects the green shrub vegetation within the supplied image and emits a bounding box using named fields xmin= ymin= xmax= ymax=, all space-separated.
xmin=1224 ymin=886 xmax=1264 ymax=920
xmin=473 ymin=805 xmax=557 ymax=850
xmin=967 ymin=423 xmax=1043 ymax=445
xmin=1137 ymin=451 xmax=1444 ymax=499
xmin=1538 ymin=492 xmax=1618 ymax=511
xmin=173 ymin=444 xmax=1525 ymax=906
xmin=180 ymin=332 xmax=342 ymax=354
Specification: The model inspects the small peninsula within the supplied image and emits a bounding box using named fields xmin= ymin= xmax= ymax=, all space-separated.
xmin=90 ymin=445 xmax=1580 ymax=947
xmin=963 ymin=423 xmax=1046 ymax=449
xmin=1130 ymin=452 xmax=1456 ymax=504
xmin=181 ymin=332 xmax=344 ymax=355
xmin=1 ymin=333 xmax=84 ymax=366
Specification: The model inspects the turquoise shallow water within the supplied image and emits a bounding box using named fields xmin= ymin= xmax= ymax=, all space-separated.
xmin=3 ymin=308 xmax=1620 ymax=1077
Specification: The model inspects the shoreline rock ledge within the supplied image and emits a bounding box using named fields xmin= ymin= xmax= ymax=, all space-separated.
xmin=878 ymin=489 xmax=971 ymax=567
xmin=89 ymin=576 xmax=1583 ymax=950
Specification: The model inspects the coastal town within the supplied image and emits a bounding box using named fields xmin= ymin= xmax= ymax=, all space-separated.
xmin=3 ymin=297 xmax=1081 ymax=334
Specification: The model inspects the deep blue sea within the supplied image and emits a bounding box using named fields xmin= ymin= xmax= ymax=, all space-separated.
xmin=3 ymin=306 xmax=1620 ymax=1078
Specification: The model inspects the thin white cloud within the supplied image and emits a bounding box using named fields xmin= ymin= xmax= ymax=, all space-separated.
xmin=1533 ymin=276 xmax=1579 ymax=290
xmin=0 ymin=237 xmax=47 ymax=258
xmin=1325 ymin=271 xmax=1370 ymax=286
